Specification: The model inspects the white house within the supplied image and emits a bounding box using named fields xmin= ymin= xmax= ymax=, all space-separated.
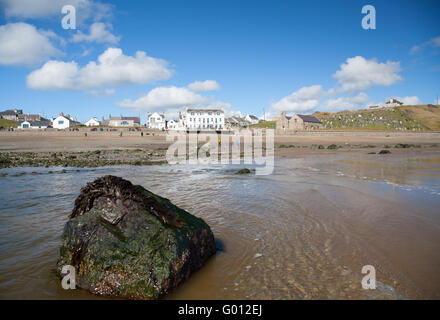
xmin=166 ymin=119 xmax=184 ymax=131
xmin=105 ymin=115 xmax=140 ymax=127
xmin=385 ymin=98 xmax=403 ymax=108
xmin=85 ymin=117 xmax=100 ymax=127
xmin=147 ymin=112 xmax=165 ymax=130
xmin=184 ymin=107 xmax=225 ymax=130
xmin=18 ymin=120 xmax=51 ymax=129
xmin=245 ymin=114 xmax=259 ymax=125
xmin=52 ymin=113 xmax=80 ymax=129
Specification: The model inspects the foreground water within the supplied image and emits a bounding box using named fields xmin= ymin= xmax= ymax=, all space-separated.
xmin=0 ymin=153 xmax=439 ymax=299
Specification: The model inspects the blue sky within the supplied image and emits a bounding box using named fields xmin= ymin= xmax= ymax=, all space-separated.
xmin=0 ymin=0 xmax=439 ymax=122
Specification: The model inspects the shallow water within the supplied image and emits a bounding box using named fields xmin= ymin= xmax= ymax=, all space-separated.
xmin=0 ymin=153 xmax=439 ymax=299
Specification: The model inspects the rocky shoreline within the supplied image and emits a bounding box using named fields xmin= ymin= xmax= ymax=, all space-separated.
xmin=1 ymin=142 xmax=439 ymax=169
xmin=0 ymin=149 xmax=168 ymax=168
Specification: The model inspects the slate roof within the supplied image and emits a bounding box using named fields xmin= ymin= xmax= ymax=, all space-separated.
xmin=297 ymin=114 xmax=322 ymax=124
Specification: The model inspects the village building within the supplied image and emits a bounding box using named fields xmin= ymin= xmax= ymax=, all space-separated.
xmin=52 ymin=113 xmax=81 ymax=129
xmin=385 ymin=98 xmax=403 ymax=108
xmin=147 ymin=113 xmax=166 ymax=130
xmin=166 ymin=119 xmax=184 ymax=131
xmin=276 ymin=111 xmax=322 ymax=133
xmin=18 ymin=120 xmax=51 ymax=129
xmin=185 ymin=107 xmax=225 ymax=130
xmin=0 ymin=108 xmax=22 ymax=121
xmin=17 ymin=113 xmax=41 ymax=122
xmin=245 ymin=114 xmax=259 ymax=125
xmin=225 ymin=116 xmax=251 ymax=129
xmin=84 ymin=117 xmax=101 ymax=127
xmin=102 ymin=114 xmax=141 ymax=127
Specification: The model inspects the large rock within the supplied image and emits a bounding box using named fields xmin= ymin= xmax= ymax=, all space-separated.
xmin=56 ymin=175 xmax=216 ymax=299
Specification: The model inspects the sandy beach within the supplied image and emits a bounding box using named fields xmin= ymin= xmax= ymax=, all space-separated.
xmin=1 ymin=130 xmax=439 ymax=153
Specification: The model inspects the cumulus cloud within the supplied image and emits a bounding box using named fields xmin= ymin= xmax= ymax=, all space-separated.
xmin=26 ymin=48 xmax=173 ymax=90
xmin=398 ymin=96 xmax=422 ymax=106
xmin=118 ymin=86 xmax=209 ymax=111
xmin=72 ymin=22 xmax=120 ymax=44
xmin=0 ymin=0 xmax=112 ymax=21
xmin=188 ymin=80 xmax=220 ymax=92
xmin=333 ymin=56 xmax=402 ymax=92
xmin=0 ymin=22 xmax=62 ymax=66
xmin=271 ymin=85 xmax=325 ymax=113
xmin=321 ymin=92 xmax=369 ymax=112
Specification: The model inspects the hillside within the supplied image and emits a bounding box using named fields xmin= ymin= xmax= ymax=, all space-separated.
xmin=0 ymin=119 xmax=18 ymax=128
xmin=249 ymin=120 xmax=276 ymax=129
xmin=313 ymin=105 xmax=440 ymax=131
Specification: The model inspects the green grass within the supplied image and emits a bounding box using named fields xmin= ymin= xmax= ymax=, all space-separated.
xmin=249 ymin=121 xmax=276 ymax=129
xmin=0 ymin=119 xmax=18 ymax=128
xmin=314 ymin=105 xmax=437 ymax=131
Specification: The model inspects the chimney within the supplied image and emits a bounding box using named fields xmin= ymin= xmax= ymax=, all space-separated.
xmin=59 ymin=112 xmax=64 ymax=117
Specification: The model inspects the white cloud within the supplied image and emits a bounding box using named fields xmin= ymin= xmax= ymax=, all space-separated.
xmin=398 ymin=96 xmax=422 ymax=106
xmin=321 ymin=92 xmax=369 ymax=111
xmin=271 ymin=85 xmax=325 ymax=113
xmin=72 ymin=22 xmax=120 ymax=44
xmin=333 ymin=56 xmax=402 ymax=92
xmin=27 ymin=48 xmax=173 ymax=90
xmin=430 ymin=36 xmax=440 ymax=47
xmin=0 ymin=0 xmax=111 ymax=21
xmin=410 ymin=35 xmax=440 ymax=55
xmin=118 ymin=86 xmax=209 ymax=111
xmin=188 ymin=80 xmax=220 ymax=92
xmin=0 ymin=22 xmax=62 ymax=66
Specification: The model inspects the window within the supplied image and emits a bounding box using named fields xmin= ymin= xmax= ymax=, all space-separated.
xmin=157 ymin=118 xmax=161 ymax=121
xmin=208 ymin=112 xmax=212 ymax=115
xmin=191 ymin=112 xmax=194 ymax=115
xmin=58 ymin=120 xmax=64 ymax=124
xmin=121 ymin=121 xmax=129 ymax=125
xmin=217 ymin=112 xmax=220 ymax=115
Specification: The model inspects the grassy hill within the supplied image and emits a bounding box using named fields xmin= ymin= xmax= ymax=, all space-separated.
xmin=0 ymin=119 xmax=18 ymax=128
xmin=313 ymin=105 xmax=440 ymax=131
xmin=249 ymin=120 xmax=276 ymax=129
xmin=399 ymin=105 xmax=440 ymax=131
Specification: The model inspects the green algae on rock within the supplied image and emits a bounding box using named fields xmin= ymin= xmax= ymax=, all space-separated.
xmin=235 ymin=168 xmax=251 ymax=174
xmin=56 ymin=175 xmax=216 ymax=299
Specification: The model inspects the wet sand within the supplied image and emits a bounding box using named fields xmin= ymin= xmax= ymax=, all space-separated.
xmin=0 ymin=130 xmax=439 ymax=153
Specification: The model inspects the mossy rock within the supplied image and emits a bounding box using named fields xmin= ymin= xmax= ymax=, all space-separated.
xmin=378 ymin=150 xmax=391 ymax=154
xmin=236 ymin=168 xmax=251 ymax=174
xmin=56 ymin=176 xmax=216 ymax=299
xmin=327 ymin=144 xmax=338 ymax=150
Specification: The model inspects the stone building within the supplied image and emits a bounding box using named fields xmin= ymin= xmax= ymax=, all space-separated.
xmin=276 ymin=111 xmax=322 ymax=133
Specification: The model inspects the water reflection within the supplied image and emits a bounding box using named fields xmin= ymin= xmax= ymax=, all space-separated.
xmin=0 ymin=153 xmax=439 ymax=299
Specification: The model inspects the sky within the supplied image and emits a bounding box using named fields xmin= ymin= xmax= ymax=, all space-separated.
xmin=0 ymin=0 xmax=439 ymax=123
